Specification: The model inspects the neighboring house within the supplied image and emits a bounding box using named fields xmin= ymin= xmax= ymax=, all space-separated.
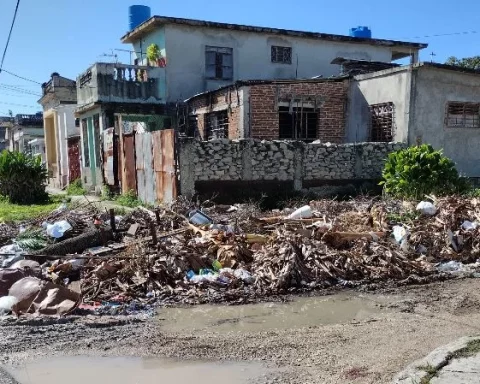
xmin=120 ymin=16 xmax=427 ymax=103
xmin=186 ymin=77 xmax=349 ymax=143
xmin=38 ymin=72 xmax=80 ymax=188
xmin=7 ymin=113 xmax=44 ymax=154
xmin=346 ymin=62 xmax=480 ymax=177
xmin=75 ymin=62 xmax=171 ymax=192
xmin=28 ymin=138 xmax=45 ymax=162
xmin=0 ymin=117 xmax=11 ymax=152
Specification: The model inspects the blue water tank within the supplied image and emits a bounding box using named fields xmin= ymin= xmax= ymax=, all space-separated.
xmin=349 ymin=26 xmax=372 ymax=39
xmin=129 ymin=5 xmax=151 ymax=31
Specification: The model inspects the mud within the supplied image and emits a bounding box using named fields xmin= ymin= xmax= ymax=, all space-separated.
xmin=8 ymin=357 xmax=268 ymax=384
xmin=2 ymin=278 xmax=480 ymax=384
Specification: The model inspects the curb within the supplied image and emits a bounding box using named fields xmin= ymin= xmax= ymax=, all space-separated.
xmin=392 ymin=336 xmax=480 ymax=383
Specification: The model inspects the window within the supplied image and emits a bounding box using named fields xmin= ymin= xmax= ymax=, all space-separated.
xmin=446 ymin=102 xmax=480 ymax=128
xmin=271 ymin=46 xmax=292 ymax=64
xmin=370 ymin=103 xmax=394 ymax=142
xmin=205 ymin=110 xmax=229 ymax=140
xmin=279 ymin=106 xmax=317 ymax=141
xmin=205 ymin=46 xmax=233 ymax=80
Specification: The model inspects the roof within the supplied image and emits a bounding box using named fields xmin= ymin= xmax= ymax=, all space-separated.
xmin=185 ymin=76 xmax=350 ymax=102
xmin=354 ymin=61 xmax=480 ymax=80
xmin=121 ymin=16 xmax=427 ymax=56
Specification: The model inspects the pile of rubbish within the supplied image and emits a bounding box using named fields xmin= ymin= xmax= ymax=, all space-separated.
xmin=1 ymin=195 xmax=480 ymax=317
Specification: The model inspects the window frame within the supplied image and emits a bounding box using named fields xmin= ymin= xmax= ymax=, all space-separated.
xmin=205 ymin=110 xmax=229 ymax=140
xmin=369 ymin=102 xmax=395 ymax=142
xmin=445 ymin=101 xmax=480 ymax=128
xmin=278 ymin=106 xmax=318 ymax=141
xmin=205 ymin=46 xmax=233 ymax=80
xmin=271 ymin=46 xmax=292 ymax=65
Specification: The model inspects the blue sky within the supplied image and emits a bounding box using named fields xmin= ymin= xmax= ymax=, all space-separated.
xmin=0 ymin=0 xmax=478 ymax=116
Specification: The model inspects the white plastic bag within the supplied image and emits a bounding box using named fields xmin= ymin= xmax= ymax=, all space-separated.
xmin=0 ymin=244 xmax=26 ymax=268
xmin=416 ymin=201 xmax=437 ymax=216
xmin=234 ymin=269 xmax=255 ymax=284
xmin=462 ymin=220 xmax=478 ymax=231
xmin=0 ymin=296 xmax=18 ymax=315
xmin=46 ymin=220 xmax=72 ymax=239
xmin=392 ymin=226 xmax=408 ymax=243
xmin=287 ymin=206 xmax=313 ymax=220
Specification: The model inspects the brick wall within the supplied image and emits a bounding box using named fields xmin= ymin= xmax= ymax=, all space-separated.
xmin=188 ymin=88 xmax=241 ymax=140
xmin=249 ymin=80 xmax=349 ymax=142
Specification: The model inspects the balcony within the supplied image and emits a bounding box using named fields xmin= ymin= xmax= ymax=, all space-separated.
xmin=76 ymin=63 xmax=164 ymax=108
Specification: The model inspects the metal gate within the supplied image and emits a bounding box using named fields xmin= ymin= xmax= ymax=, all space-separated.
xmin=153 ymin=129 xmax=177 ymax=203
xmin=122 ymin=134 xmax=137 ymax=194
xmin=67 ymin=137 xmax=81 ymax=183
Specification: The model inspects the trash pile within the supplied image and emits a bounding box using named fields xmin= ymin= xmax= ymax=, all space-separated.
xmin=1 ymin=195 xmax=480 ymax=317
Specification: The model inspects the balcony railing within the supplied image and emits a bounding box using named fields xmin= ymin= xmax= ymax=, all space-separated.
xmin=77 ymin=63 xmax=163 ymax=106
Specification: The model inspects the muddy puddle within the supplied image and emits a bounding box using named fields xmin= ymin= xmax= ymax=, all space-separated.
xmin=159 ymin=293 xmax=388 ymax=333
xmin=7 ymin=356 xmax=267 ymax=384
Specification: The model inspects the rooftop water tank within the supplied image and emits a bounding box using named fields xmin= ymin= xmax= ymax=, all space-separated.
xmin=349 ymin=26 xmax=372 ymax=39
xmin=129 ymin=5 xmax=151 ymax=31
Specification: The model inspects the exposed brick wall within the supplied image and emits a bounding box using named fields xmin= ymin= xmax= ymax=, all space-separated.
xmin=188 ymin=87 xmax=241 ymax=140
xmin=249 ymin=80 xmax=349 ymax=142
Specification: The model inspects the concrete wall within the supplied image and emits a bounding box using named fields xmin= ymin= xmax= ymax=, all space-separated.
xmin=56 ymin=105 xmax=79 ymax=187
xmin=156 ymin=24 xmax=393 ymax=102
xmin=346 ymin=68 xmax=411 ymax=143
xmin=178 ymin=138 xmax=405 ymax=197
xmin=411 ymin=67 xmax=480 ymax=177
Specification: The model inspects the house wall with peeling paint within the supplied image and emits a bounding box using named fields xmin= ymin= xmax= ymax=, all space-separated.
xmin=132 ymin=23 xmax=393 ymax=103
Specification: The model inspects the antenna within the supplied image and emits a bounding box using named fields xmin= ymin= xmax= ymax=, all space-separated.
xmin=98 ymin=49 xmax=118 ymax=63
xmin=430 ymin=51 xmax=436 ymax=63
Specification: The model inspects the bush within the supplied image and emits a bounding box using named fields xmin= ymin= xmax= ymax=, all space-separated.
xmin=66 ymin=179 xmax=86 ymax=195
xmin=380 ymin=144 xmax=467 ymax=199
xmin=0 ymin=151 xmax=48 ymax=204
xmin=115 ymin=190 xmax=141 ymax=208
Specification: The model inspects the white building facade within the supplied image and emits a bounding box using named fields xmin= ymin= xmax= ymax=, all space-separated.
xmin=121 ymin=16 xmax=427 ymax=103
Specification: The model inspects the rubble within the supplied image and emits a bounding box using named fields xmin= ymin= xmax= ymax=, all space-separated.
xmin=0 ymin=195 xmax=480 ymax=317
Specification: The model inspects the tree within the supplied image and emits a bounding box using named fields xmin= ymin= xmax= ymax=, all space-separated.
xmin=445 ymin=56 xmax=480 ymax=70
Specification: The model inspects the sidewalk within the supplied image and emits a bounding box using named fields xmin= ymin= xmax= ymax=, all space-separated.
xmin=393 ymin=336 xmax=480 ymax=383
xmin=46 ymin=187 xmax=135 ymax=214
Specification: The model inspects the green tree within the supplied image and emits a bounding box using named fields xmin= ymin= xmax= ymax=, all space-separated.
xmin=445 ymin=56 xmax=480 ymax=70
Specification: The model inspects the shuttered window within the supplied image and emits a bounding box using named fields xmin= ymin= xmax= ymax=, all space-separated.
xmin=446 ymin=102 xmax=480 ymax=128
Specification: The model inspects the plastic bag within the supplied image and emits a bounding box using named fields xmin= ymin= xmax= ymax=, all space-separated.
xmin=392 ymin=226 xmax=408 ymax=243
xmin=287 ymin=206 xmax=313 ymax=220
xmin=234 ymin=269 xmax=255 ymax=284
xmin=416 ymin=201 xmax=437 ymax=216
xmin=462 ymin=220 xmax=478 ymax=231
xmin=0 ymin=244 xmax=26 ymax=268
xmin=0 ymin=296 xmax=18 ymax=315
xmin=46 ymin=220 xmax=72 ymax=239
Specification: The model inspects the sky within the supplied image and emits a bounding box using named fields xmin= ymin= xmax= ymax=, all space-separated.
xmin=0 ymin=0 xmax=478 ymax=116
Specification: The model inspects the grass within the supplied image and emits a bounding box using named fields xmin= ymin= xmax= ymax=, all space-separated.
xmin=114 ymin=190 xmax=142 ymax=208
xmin=0 ymin=195 xmax=68 ymax=222
xmin=66 ymin=179 xmax=86 ymax=195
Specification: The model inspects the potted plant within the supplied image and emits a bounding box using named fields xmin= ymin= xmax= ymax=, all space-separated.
xmin=146 ymin=43 xmax=160 ymax=66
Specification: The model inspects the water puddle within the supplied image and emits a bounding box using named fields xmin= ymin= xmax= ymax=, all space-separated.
xmin=8 ymin=356 xmax=266 ymax=384
xmin=159 ymin=293 xmax=387 ymax=333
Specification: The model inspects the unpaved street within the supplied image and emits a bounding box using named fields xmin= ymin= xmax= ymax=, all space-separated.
xmin=1 ymin=277 xmax=480 ymax=384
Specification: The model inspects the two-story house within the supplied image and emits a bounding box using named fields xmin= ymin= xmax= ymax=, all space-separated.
xmin=120 ymin=16 xmax=427 ymax=103
xmin=38 ymin=72 xmax=80 ymax=189
xmin=7 ymin=113 xmax=44 ymax=155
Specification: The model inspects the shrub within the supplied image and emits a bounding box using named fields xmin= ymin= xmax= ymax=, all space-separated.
xmin=66 ymin=179 xmax=86 ymax=195
xmin=0 ymin=151 xmax=48 ymax=204
xmin=115 ymin=190 xmax=141 ymax=208
xmin=146 ymin=43 xmax=160 ymax=63
xmin=380 ymin=144 xmax=467 ymax=199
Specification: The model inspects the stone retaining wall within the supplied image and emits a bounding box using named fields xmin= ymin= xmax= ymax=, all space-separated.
xmin=178 ymin=139 xmax=406 ymax=196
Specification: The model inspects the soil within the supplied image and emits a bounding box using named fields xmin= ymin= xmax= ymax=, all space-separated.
xmin=2 ymin=277 xmax=480 ymax=384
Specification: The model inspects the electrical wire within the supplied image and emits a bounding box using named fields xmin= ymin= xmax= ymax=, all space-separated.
xmin=394 ymin=30 xmax=478 ymax=40
xmin=1 ymin=69 xmax=41 ymax=85
xmin=0 ymin=84 xmax=41 ymax=97
xmin=0 ymin=0 xmax=21 ymax=75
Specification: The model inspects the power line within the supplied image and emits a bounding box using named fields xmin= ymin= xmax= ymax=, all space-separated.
xmin=1 ymin=69 xmax=41 ymax=85
xmin=0 ymin=84 xmax=41 ymax=97
xmin=0 ymin=0 xmax=21 ymax=75
xmin=394 ymin=30 xmax=478 ymax=40
xmin=0 ymin=101 xmax=35 ymax=108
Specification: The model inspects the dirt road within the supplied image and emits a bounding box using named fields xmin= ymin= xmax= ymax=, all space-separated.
xmin=2 ymin=278 xmax=480 ymax=384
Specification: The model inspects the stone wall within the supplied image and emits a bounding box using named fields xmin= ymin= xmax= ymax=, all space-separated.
xmin=179 ymin=139 xmax=406 ymax=197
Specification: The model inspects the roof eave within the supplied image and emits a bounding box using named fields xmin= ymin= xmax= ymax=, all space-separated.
xmin=121 ymin=16 xmax=428 ymax=51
